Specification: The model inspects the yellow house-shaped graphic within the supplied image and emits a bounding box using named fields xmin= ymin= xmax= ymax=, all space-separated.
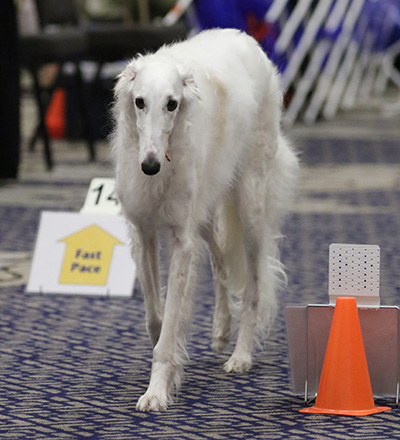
xmin=59 ymin=224 xmax=123 ymax=286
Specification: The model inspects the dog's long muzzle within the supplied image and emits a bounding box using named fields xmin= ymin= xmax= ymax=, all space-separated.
xmin=141 ymin=152 xmax=161 ymax=176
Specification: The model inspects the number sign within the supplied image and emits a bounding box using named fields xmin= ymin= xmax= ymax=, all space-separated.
xmin=81 ymin=178 xmax=121 ymax=215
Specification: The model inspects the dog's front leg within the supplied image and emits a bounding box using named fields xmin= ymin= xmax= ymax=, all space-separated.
xmin=132 ymin=226 xmax=162 ymax=347
xmin=137 ymin=229 xmax=198 ymax=412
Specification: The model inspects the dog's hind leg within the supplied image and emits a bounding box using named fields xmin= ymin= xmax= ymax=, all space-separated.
xmin=223 ymin=169 xmax=272 ymax=374
xmin=130 ymin=225 xmax=162 ymax=347
xmin=202 ymin=224 xmax=231 ymax=352
xmin=136 ymin=227 xmax=199 ymax=411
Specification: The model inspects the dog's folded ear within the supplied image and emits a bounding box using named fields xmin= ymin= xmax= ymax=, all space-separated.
xmin=177 ymin=64 xmax=201 ymax=102
xmin=114 ymin=57 xmax=142 ymax=99
xmin=119 ymin=56 xmax=143 ymax=81
xmin=124 ymin=63 xmax=137 ymax=82
xmin=113 ymin=58 xmax=143 ymax=121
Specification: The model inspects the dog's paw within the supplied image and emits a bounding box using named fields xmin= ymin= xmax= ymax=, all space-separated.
xmin=212 ymin=335 xmax=229 ymax=353
xmin=136 ymin=392 xmax=169 ymax=412
xmin=223 ymin=355 xmax=252 ymax=373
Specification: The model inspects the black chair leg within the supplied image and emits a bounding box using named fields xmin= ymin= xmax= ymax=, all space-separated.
xmin=31 ymin=68 xmax=53 ymax=170
xmin=29 ymin=123 xmax=40 ymax=152
xmin=94 ymin=61 xmax=104 ymax=85
xmin=29 ymin=85 xmax=54 ymax=152
xmin=74 ymin=63 xmax=96 ymax=162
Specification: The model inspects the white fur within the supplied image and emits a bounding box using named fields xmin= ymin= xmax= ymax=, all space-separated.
xmin=111 ymin=29 xmax=299 ymax=412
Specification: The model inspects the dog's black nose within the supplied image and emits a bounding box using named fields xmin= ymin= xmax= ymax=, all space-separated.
xmin=141 ymin=156 xmax=161 ymax=175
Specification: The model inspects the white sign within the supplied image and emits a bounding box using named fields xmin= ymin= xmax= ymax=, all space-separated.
xmin=81 ymin=178 xmax=121 ymax=215
xmin=26 ymin=211 xmax=135 ymax=297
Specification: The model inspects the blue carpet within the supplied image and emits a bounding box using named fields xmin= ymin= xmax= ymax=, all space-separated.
xmin=1 ymin=135 xmax=400 ymax=438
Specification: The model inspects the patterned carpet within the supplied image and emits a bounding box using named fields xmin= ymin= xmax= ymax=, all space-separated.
xmin=2 ymin=96 xmax=400 ymax=438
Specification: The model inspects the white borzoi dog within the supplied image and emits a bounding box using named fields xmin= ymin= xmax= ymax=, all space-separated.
xmin=111 ymin=29 xmax=298 ymax=412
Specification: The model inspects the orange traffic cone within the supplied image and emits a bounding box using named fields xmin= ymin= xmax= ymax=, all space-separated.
xmin=300 ymin=297 xmax=391 ymax=416
xmin=45 ymin=88 xmax=66 ymax=139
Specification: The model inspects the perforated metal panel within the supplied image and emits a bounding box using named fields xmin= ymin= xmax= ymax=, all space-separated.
xmin=329 ymin=244 xmax=380 ymax=307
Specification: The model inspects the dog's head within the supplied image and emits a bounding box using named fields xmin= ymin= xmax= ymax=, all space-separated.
xmin=114 ymin=56 xmax=201 ymax=176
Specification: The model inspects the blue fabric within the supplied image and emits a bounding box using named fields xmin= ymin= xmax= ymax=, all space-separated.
xmin=194 ymin=0 xmax=278 ymax=59
xmin=194 ymin=0 xmax=246 ymax=30
xmin=194 ymin=0 xmax=272 ymax=30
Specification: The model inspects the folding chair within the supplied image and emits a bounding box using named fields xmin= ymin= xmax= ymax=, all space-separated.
xmin=19 ymin=0 xmax=95 ymax=170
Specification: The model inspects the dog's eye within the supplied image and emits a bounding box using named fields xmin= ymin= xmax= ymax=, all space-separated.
xmin=167 ymin=99 xmax=178 ymax=112
xmin=135 ymin=97 xmax=145 ymax=109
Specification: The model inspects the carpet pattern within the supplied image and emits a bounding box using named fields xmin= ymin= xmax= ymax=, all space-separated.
xmin=2 ymin=106 xmax=400 ymax=438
